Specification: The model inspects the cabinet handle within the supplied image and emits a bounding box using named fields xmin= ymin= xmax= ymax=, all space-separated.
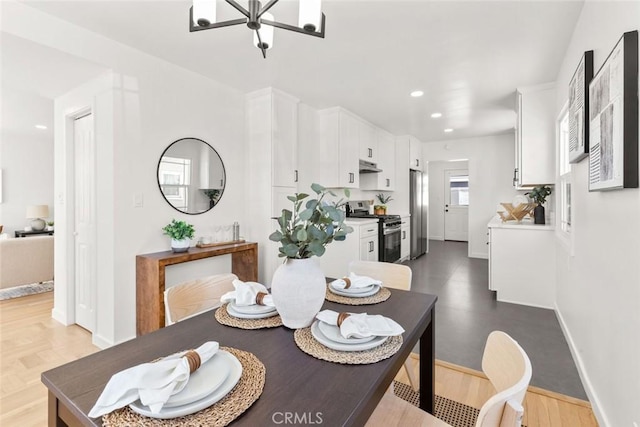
xmin=402 ymin=231 xmax=406 ymax=239
xmin=513 ymin=168 xmax=518 ymax=186
xmin=386 ymin=178 xmax=390 ymax=187
xmin=349 ymin=172 xmax=355 ymax=183
xmin=368 ymin=148 xmax=373 ymax=158
xmin=416 ymin=159 xmax=420 ymax=167
xmin=369 ymin=241 xmax=374 ymax=252
xmin=294 ymin=170 xmax=298 ymax=183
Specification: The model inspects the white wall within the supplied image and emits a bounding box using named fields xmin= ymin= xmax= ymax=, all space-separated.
xmin=0 ymin=91 xmax=54 ymax=235
xmin=423 ymin=134 xmax=519 ymax=258
xmin=4 ymin=2 xmax=246 ymax=346
xmin=553 ymin=3 xmax=640 ymax=426
xmin=427 ymin=160 xmax=469 ymax=241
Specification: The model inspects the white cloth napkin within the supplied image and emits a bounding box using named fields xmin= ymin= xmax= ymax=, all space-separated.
xmin=330 ymin=272 xmax=382 ymax=290
xmin=220 ymin=279 xmax=274 ymax=307
xmin=88 ymin=341 xmax=219 ymax=418
xmin=316 ymin=310 xmax=404 ymax=339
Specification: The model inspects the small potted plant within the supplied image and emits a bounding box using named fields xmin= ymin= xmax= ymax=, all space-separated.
xmin=268 ymin=183 xmax=353 ymax=328
xmin=46 ymin=221 xmax=54 ymax=231
xmin=162 ymin=219 xmax=195 ymax=252
xmin=374 ymin=193 xmax=393 ymax=215
xmin=525 ymin=185 xmax=552 ymax=224
xmin=202 ymin=189 xmax=221 ymax=209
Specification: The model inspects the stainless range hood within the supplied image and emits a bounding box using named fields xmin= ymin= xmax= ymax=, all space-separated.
xmin=359 ymin=159 xmax=383 ymax=173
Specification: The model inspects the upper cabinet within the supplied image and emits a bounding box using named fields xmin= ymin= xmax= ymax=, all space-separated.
xmin=409 ymin=136 xmax=423 ymax=171
xmin=514 ymin=83 xmax=555 ymax=188
xmin=359 ymin=120 xmax=378 ymax=163
xmin=361 ymin=128 xmax=396 ymax=191
xmin=314 ymin=107 xmax=360 ymax=188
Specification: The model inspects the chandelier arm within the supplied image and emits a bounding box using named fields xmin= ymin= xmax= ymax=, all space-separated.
xmin=224 ymin=0 xmax=250 ymax=18
xmin=190 ymin=17 xmax=248 ymax=32
xmin=260 ymin=14 xmax=326 ymax=38
xmin=255 ymin=29 xmax=267 ymax=59
xmin=257 ymin=0 xmax=280 ymax=18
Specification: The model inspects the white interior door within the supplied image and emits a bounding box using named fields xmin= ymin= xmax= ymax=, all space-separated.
xmin=74 ymin=113 xmax=97 ymax=331
xmin=444 ymin=169 xmax=469 ymax=242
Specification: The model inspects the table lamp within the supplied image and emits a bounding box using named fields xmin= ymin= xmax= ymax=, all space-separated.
xmin=26 ymin=205 xmax=49 ymax=231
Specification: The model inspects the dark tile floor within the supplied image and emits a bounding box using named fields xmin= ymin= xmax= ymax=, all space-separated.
xmin=406 ymin=240 xmax=587 ymax=400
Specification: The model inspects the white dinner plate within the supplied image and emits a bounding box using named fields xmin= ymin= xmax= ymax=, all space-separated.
xmin=163 ymin=351 xmax=231 ymax=407
xmin=227 ymin=303 xmax=279 ymax=319
xmin=317 ymin=321 xmax=375 ymax=344
xmin=328 ymin=284 xmax=380 ymax=298
xmin=129 ymin=350 xmax=242 ymax=419
xmin=329 ymin=282 xmax=377 ymax=295
xmin=229 ymin=301 xmax=277 ymax=315
xmin=311 ymin=321 xmax=388 ymax=352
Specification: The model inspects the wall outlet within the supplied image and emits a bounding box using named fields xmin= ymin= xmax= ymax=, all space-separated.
xmin=133 ymin=193 xmax=144 ymax=208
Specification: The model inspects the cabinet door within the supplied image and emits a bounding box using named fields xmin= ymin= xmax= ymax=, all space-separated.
xmin=487 ymin=228 xmax=493 ymax=290
xmin=272 ymin=93 xmax=298 ymax=187
xmin=359 ymin=121 xmax=378 ymax=163
xmin=377 ymin=130 xmax=395 ymax=190
xmin=338 ymin=112 xmax=360 ymax=188
xmin=409 ymin=137 xmax=422 ymax=171
xmin=401 ymin=225 xmax=410 ymax=260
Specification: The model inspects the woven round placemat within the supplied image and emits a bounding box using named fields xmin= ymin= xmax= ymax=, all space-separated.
xmin=294 ymin=327 xmax=403 ymax=364
xmin=324 ymin=285 xmax=391 ymax=305
xmin=102 ymin=347 xmax=265 ymax=427
xmin=215 ymin=303 xmax=283 ymax=329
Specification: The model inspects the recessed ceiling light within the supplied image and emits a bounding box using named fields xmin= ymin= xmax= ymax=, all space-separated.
xmin=444 ymin=128 xmax=454 ymax=133
xmin=410 ymin=90 xmax=424 ymax=97
xmin=430 ymin=112 xmax=442 ymax=118
xmin=35 ymin=125 xmax=47 ymax=130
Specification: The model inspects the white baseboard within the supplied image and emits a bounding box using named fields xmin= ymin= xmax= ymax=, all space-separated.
xmin=430 ymin=236 xmax=444 ymax=241
xmin=51 ymin=308 xmax=72 ymax=325
xmin=469 ymin=251 xmax=488 ymax=259
xmin=555 ymin=304 xmax=609 ymax=427
xmin=495 ymin=295 xmax=554 ymax=310
xmin=92 ymin=333 xmax=114 ymax=350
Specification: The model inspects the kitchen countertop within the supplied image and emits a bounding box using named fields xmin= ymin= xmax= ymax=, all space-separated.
xmin=344 ymin=218 xmax=379 ymax=226
xmin=488 ymin=216 xmax=555 ymax=231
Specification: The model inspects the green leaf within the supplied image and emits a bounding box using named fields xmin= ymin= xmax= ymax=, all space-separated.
xmin=287 ymin=195 xmax=297 ymax=202
xmin=296 ymin=229 xmax=308 ymax=241
xmin=306 ymin=199 xmax=318 ymax=210
xmin=269 ymin=230 xmax=283 ymax=242
xmin=344 ymin=188 xmax=351 ymax=198
xmin=284 ymin=244 xmax=299 ymax=258
xmin=299 ymin=208 xmax=313 ymax=221
xmin=309 ymin=240 xmax=325 ymax=256
xmin=311 ymin=183 xmax=325 ymax=194
xmin=296 ymin=193 xmax=309 ymax=201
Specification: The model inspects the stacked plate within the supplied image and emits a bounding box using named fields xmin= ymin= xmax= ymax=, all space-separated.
xmin=328 ymin=282 xmax=381 ymax=298
xmin=226 ymin=301 xmax=278 ymax=319
xmin=129 ymin=350 xmax=243 ymax=419
xmin=310 ymin=320 xmax=388 ymax=352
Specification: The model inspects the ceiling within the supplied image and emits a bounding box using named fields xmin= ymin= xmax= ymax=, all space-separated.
xmin=9 ymin=0 xmax=584 ymax=142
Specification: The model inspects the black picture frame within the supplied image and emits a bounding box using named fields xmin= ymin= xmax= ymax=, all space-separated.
xmin=568 ymin=50 xmax=593 ymax=163
xmin=588 ymin=30 xmax=638 ymax=191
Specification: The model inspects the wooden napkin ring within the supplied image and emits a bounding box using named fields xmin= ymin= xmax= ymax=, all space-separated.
xmin=184 ymin=350 xmax=201 ymax=373
xmin=256 ymin=292 xmax=268 ymax=306
xmin=342 ymin=277 xmax=351 ymax=289
xmin=337 ymin=312 xmax=351 ymax=327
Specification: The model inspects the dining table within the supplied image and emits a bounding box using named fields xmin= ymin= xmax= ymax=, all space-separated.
xmin=42 ymin=287 xmax=437 ymax=426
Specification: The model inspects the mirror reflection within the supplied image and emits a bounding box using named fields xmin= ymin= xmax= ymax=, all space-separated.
xmin=157 ymin=138 xmax=226 ymax=214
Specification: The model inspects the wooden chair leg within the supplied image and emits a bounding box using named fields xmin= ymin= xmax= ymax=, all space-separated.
xmin=403 ymin=360 xmax=419 ymax=392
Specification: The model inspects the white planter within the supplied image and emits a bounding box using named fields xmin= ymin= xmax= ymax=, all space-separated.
xmin=171 ymin=238 xmax=190 ymax=253
xmin=271 ymin=258 xmax=326 ymax=329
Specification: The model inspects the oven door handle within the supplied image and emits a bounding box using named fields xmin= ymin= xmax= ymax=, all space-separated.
xmin=383 ymin=225 xmax=401 ymax=235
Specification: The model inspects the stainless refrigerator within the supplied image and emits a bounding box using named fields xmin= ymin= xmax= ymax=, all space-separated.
xmin=410 ymin=169 xmax=428 ymax=258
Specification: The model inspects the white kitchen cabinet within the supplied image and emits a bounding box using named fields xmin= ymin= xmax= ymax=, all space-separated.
xmin=359 ymin=120 xmax=378 ymax=163
xmin=401 ymin=135 xmax=423 ymax=171
xmin=360 ymin=128 xmax=396 ymax=191
xmin=514 ymin=83 xmax=555 ymax=188
xmin=316 ymin=219 xmax=379 ymax=279
xmin=400 ymin=215 xmax=410 ymax=261
xmin=314 ymin=107 xmax=360 ymax=188
xmin=359 ymin=223 xmax=379 ymax=262
xmin=245 ymin=88 xmax=299 ymax=284
xmin=487 ymin=217 xmax=556 ymax=308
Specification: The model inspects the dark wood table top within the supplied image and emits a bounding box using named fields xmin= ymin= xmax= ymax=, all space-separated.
xmin=42 ymin=288 xmax=437 ymax=426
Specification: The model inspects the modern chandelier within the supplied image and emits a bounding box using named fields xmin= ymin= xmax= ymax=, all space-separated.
xmin=190 ymin=0 xmax=326 ymax=58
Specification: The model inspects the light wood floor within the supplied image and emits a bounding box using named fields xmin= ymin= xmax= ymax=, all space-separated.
xmin=0 ymin=292 xmax=598 ymax=426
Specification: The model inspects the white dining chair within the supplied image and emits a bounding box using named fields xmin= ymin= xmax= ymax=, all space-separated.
xmin=348 ymin=260 xmax=418 ymax=392
xmin=164 ymin=273 xmax=237 ymax=325
xmin=365 ymin=331 xmax=533 ymax=427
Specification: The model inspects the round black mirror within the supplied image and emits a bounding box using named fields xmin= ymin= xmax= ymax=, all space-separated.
xmin=157 ymin=138 xmax=226 ymax=214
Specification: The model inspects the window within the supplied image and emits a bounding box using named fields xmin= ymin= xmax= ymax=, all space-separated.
xmin=449 ymin=175 xmax=469 ymax=206
xmin=159 ymin=156 xmax=191 ymax=210
xmin=557 ymin=102 xmax=573 ymax=253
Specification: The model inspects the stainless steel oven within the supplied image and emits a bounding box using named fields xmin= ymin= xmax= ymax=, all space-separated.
xmin=381 ymin=219 xmax=401 ymax=263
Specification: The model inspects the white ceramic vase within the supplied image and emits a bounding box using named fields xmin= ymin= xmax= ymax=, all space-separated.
xmin=271 ymin=258 xmax=326 ymax=329
xmin=171 ymin=238 xmax=190 ymax=253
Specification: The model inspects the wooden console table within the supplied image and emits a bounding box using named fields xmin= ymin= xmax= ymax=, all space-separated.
xmin=136 ymin=242 xmax=258 ymax=336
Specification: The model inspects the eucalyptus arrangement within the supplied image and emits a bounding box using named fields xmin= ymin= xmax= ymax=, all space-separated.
xmin=525 ymin=186 xmax=552 ymax=205
xmin=269 ymin=183 xmax=354 ymax=259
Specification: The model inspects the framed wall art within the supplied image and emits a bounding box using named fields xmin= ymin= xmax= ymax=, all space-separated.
xmin=588 ymin=30 xmax=638 ymax=191
xmin=568 ymin=50 xmax=593 ymax=163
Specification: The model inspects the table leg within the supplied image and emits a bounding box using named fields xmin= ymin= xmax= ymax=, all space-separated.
xmin=419 ymin=309 xmax=435 ymax=413
xmin=48 ymin=391 xmax=64 ymax=427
